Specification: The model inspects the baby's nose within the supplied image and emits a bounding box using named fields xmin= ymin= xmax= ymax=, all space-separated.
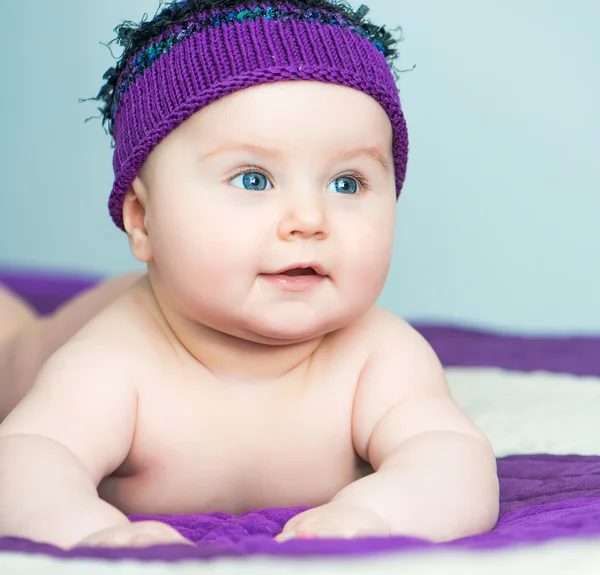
xmin=277 ymin=193 xmax=329 ymax=241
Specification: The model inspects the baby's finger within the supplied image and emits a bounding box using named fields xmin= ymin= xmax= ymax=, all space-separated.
xmin=275 ymin=518 xmax=300 ymax=542
xmin=276 ymin=526 xmax=319 ymax=542
xmin=275 ymin=530 xmax=295 ymax=542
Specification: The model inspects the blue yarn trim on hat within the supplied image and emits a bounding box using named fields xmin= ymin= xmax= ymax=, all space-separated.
xmin=114 ymin=5 xmax=384 ymax=112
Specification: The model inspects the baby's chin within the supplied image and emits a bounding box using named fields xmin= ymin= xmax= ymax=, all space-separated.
xmin=240 ymin=313 xmax=344 ymax=345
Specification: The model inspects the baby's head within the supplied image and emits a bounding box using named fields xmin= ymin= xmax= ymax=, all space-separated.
xmin=96 ymin=0 xmax=409 ymax=343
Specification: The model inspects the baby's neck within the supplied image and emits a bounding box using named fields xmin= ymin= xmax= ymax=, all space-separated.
xmin=177 ymin=323 xmax=324 ymax=381
xmin=142 ymin=277 xmax=326 ymax=381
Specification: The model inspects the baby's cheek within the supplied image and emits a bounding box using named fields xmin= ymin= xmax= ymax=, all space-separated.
xmin=342 ymin=238 xmax=392 ymax=294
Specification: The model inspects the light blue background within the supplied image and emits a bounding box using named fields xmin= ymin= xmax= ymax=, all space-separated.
xmin=1 ymin=1 xmax=598 ymax=334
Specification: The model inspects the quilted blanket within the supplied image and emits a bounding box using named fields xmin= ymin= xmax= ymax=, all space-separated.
xmin=1 ymin=455 xmax=599 ymax=562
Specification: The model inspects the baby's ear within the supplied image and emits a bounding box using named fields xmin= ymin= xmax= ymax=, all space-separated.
xmin=122 ymin=177 xmax=153 ymax=263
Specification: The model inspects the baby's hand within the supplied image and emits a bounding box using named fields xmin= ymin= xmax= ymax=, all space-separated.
xmin=76 ymin=520 xmax=194 ymax=548
xmin=276 ymin=501 xmax=390 ymax=542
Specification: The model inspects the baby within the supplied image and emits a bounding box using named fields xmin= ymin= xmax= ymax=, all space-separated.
xmin=0 ymin=0 xmax=499 ymax=549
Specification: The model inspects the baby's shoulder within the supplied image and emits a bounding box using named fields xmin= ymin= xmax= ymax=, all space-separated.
xmin=346 ymin=305 xmax=443 ymax=381
xmin=320 ymin=305 xmax=429 ymax=380
xmin=60 ymin=280 xmax=170 ymax=371
xmin=343 ymin=305 xmax=419 ymax=350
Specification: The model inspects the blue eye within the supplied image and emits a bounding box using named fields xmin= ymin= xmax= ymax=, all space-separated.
xmin=230 ymin=171 xmax=272 ymax=191
xmin=327 ymin=176 xmax=359 ymax=195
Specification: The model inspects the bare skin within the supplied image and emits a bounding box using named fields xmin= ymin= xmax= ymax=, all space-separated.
xmin=0 ymin=273 xmax=143 ymax=421
xmin=0 ymin=276 xmax=497 ymax=548
xmin=0 ymin=81 xmax=499 ymax=549
xmin=0 ymin=286 xmax=37 ymax=342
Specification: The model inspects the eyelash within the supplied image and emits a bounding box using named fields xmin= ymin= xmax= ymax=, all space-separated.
xmin=338 ymin=171 xmax=371 ymax=193
xmin=229 ymin=165 xmax=271 ymax=182
xmin=228 ymin=167 xmax=372 ymax=193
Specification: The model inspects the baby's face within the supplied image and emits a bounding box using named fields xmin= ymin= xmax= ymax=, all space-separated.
xmin=135 ymin=81 xmax=397 ymax=343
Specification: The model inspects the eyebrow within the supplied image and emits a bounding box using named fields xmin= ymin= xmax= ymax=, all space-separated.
xmin=338 ymin=147 xmax=392 ymax=173
xmin=202 ymin=143 xmax=283 ymax=161
xmin=202 ymin=143 xmax=391 ymax=172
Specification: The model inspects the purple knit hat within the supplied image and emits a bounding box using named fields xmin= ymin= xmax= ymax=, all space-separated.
xmin=108 ymin=3 xmax=409 ymax=230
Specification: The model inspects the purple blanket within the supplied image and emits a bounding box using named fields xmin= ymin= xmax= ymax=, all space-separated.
xmin=1 ymin=269 xmax=600 ymax=562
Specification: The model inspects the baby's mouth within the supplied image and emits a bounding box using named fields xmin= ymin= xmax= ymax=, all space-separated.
xmin=280 ymin=267 xmax=318 ymax=277
xmin=260 ymin=263 xmax=328 ymax=291
xmin=270 ymin=262 xmax=328 ymax=277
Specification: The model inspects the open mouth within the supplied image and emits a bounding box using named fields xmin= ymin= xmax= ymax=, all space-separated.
xmin=281 ymin=267 xmax=319 ymax=277
xmin=262 ymin=264 xmax=327 ymax=290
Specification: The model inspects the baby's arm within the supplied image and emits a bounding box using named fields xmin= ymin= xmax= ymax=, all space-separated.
xmin=0 ymin=341 xmax=138 ymax=547
xmin=337 ymin=316 xmax=498 ymax=541
xmin=279 ymin=312 xmax=498 ymax=542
